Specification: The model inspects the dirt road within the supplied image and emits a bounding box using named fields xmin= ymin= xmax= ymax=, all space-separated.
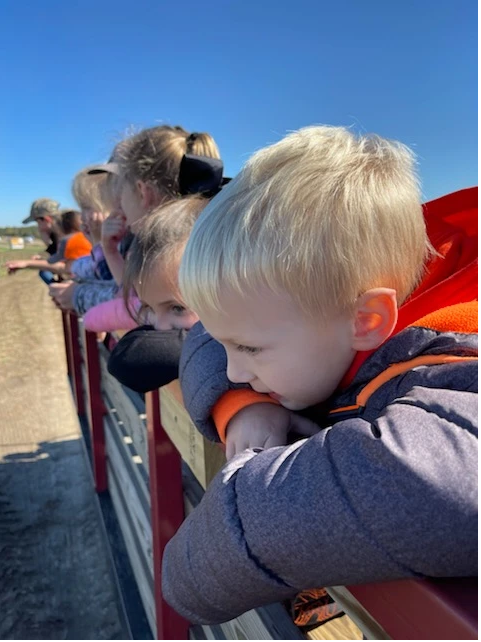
xmin=0 ymin=266 xmax=125 ymax=639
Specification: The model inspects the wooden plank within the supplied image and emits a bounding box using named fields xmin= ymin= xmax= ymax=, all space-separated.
xmin=325 ymin=587 xmax=389 ymax=640
xmin=104 ymin=405 xmax=150 ymax=508
xmin=97 ymin=344 xmax=149 ymax=469
xmin=104 ymin=419 xmax=153 ymax=578
xmin=107 ymin=461 xmax=156 ymax=635
xmin=306 ymin=614 xmax=363 ymax=640
xmin=160 ymin=381 xmax=226 ymax=490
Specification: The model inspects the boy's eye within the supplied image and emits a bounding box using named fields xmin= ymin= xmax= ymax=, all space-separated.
xmin=235 ymin=344 xmax=261 ymax=355
xmin=171 ymin=304 xmax=186 ymax=315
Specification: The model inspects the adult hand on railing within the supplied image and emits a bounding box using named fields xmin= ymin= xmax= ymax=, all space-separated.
xmin=225 ymin=402 xmax=320 ymax=460
xmin=49 ymin=281 xmax=77 ymax=311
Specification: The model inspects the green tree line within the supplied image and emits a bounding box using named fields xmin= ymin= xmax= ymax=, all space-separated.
xmin=0 ymin=226 xmax=40 ymax=238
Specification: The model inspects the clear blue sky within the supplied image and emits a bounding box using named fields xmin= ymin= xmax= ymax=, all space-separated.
xmin=0 ymin=0 xmax=477 ymax=226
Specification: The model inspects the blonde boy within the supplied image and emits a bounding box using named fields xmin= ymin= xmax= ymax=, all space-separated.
xmin=162 ymin=126 xmax=477 ymax=624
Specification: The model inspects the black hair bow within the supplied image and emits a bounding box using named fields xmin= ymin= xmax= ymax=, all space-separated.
xmin=179 ymin=154 xmax=229 ymax=197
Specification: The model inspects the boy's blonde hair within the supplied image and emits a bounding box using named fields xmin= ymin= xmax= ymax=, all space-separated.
xmin=180 ymin=125 xmax=430 ymax=322
xmin=123 ymin=196 xmax=210 ymax=321
xmin=118 ymin=125 xmax=221 ymax=198
xmin=72 ymin=167 xmax=117 ymax=212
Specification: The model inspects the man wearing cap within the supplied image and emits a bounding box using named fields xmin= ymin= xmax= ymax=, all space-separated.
xmin=5 ymin=198 xmax=66 ymax=284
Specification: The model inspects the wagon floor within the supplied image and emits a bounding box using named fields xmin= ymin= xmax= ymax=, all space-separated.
xmin=0 ymin=270 xmax=126 ymax=640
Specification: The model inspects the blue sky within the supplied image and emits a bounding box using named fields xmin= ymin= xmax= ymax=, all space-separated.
xmin=0 ymin=0 xmax=477 ymax=226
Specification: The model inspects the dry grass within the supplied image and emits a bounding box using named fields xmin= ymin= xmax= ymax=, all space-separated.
xmin=0 ymin=240 xmax=46 ymax=278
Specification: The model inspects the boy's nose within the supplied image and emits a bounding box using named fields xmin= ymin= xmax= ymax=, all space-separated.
xmin=226 ymin=356 xmax=254 ymax=384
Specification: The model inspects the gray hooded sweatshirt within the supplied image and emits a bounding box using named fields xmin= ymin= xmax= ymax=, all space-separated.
xmin=162 ymin=314 xmax=478 ymax=624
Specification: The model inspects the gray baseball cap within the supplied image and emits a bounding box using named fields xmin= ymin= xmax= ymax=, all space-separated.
xmin=87 ymin=161 xmax=120 ymax=175
xmin=22 ymin=198 xmax=60 ymax=224
xmin=87 ymin=142 xmax=127 ymax=175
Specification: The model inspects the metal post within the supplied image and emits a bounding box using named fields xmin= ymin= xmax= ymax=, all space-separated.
xmin=146 ymin=389 xmax=190 ymax=640
xmin=68 ymin=312 xmax=85 ymax=416
xmin=84 ymin=329 xmax=108 ymax=492
xmin=61 ymin=310 xmax=73 ymax=376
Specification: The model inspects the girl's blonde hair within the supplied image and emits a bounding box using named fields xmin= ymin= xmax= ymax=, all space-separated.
xmin=118 ymin=125 xmax=221 ymax=199
xmin=72 ymin=167 xmax=118 ymax=212
xmin=180 ymin=125 xmax=432 ymax=322
xmin=123 ymin=196 xmax=210 ymax=321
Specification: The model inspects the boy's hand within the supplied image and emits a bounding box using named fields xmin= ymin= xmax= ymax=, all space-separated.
xmin=5 ymin=260 xmax=27 ymax=273
xmin=48 ymin=281 xmax=77 ymax=310
xmin=88 ymin=211 xmax=107 ymax=245
xmin=225 ymin=403 xmax=320 ymax=460
xmin=101 ymin=210 xmax=127 ymax=253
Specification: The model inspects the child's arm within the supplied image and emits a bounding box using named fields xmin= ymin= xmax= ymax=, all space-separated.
xmin=101 ymin=211 xmax=128 ymax=286
xmin=83 ymin=297 xmax=140 ymax=333
xmin=162 ymin=383 xmax=477 ymax=624
xmin=72 ymin=281 xmax=121 ymax=315
xmin=107 ymin=326 xmax=187 ymax=393
xmin=71 ymin=255 xmax=96 ymax=280
xmin=6 ymin=258 xmax=66 ymax=274
xmin=221 ymin=403 xmax=320 ymax=460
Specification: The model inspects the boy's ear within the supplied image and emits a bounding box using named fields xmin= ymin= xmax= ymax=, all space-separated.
xmin=351 ymin=288 xmax=398 ymax=351
xmin=136 ymin=180 xmax=159 ymax=209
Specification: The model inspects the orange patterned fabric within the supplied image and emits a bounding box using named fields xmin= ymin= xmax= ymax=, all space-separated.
xmin=291 ymin=587 xmax=342 ymax=630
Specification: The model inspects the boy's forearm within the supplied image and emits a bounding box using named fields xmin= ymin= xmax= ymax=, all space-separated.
xmin=162 ymin=398 xmax=477 ymax=623
xmin=24 ymin=259 xmax=65 ymax=273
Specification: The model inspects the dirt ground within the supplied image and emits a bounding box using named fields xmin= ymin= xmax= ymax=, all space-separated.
xmin=0 ymin=260 xmax=125 ymax=639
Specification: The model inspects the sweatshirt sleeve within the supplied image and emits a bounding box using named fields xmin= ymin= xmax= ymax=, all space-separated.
xmin=73 ymin=281 xmax=120 ymax=316
xmin=162 ymin=388 xmax=478 ymax=624
xmin=83 ymin=296 xmax=140 ymax=332
xmin=108 ymin=326 xmax=186 ymax=393
xmin=70 ymin=255 xmax=96 ymax=280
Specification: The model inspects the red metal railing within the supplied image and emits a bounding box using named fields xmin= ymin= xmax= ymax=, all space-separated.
xmin=61 ymin=311 xmax=188 ymax=639
xmin=146 ymin=389 xmax=189 ymax=639
xmin=83 ymin=328 xmax=108 ymax=493
xmin=61 ymin=311 xmax=478 ymax=641
xmin=62 ymin=311 xmax=85 ymax=415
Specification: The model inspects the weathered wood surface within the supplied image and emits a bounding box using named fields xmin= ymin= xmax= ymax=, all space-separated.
xmin=324 ymin=586 xmax=389 ymax=639
xmin=108 ymin=460 xmax=157 ymax=634
xmin=98 ymin=342 xmax=150 ymax=469
xmin=104 ymin=417 xmax=153 ymax=576
xmin=160 ymin=380 xmax=226 ymax=489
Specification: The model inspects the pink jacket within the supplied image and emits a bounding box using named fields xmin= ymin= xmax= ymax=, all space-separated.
xmin=83 ymin=296 xmax=140 ymax=332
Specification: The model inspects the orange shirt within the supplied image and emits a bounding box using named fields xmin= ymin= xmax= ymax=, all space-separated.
xmin=64 ymin=232 xmax=92 ymax=261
